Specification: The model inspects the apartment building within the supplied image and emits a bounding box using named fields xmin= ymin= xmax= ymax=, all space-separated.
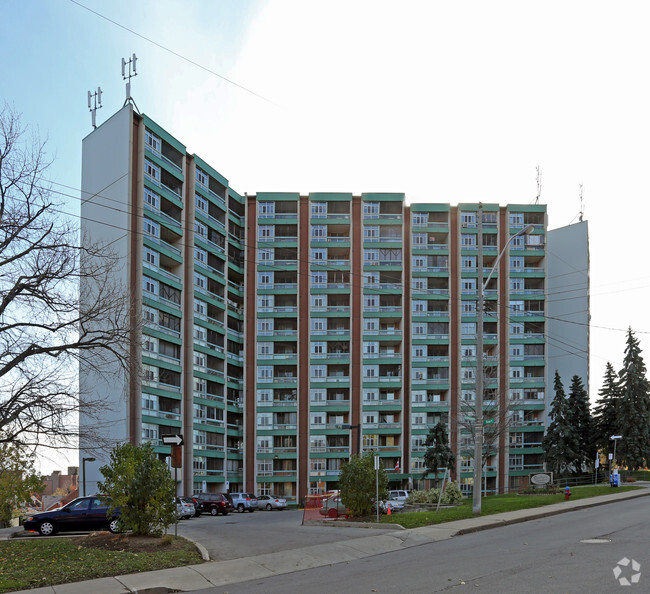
xmin=80 ymin=104 xmax=588 ymax=501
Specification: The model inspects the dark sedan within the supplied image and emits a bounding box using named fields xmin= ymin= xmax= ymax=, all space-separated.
xmin=23 ymin=496 xmax=121 ymax=536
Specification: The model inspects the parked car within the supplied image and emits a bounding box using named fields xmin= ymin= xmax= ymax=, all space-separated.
xmin=230 ymin=492 xmax=258 ymax=513
xmin=183 ymin=495 xmax=202 ymax=517
xmin=256 ymin=494 xmax=287 ymax=511
xmin=319 ymin=494 xmax=347 ymax=518
xmin=195 ymin=492 xmax=234 ymax=516
xmin=175 ymin=496 xmax=194 ymax=520
xmin=384 ymin=499 xmax=405 ymax=513
xmin=388 ymin=490 xmax=410 ymax=502
xmin=23 ymin=496 xmax=121 ymax=536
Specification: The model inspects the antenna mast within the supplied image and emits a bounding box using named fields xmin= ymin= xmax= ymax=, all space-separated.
xmin=122 ymin=53 xmax=138 ymax=108
xmin=88 ymin=87 xmax=103 ymax=129
xmin=535 ymin=165 xmax=542 ymax=204
xmin=579 ymin=184 xmax=584 ymax=222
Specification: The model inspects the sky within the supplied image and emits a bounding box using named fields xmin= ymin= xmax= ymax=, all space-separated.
xmin=2 ymin=0 xmax=649 ymax=473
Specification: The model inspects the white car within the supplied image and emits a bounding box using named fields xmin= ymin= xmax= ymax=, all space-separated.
xmin=384 ymin=499 xmax=405 ymax=513
xmin=175 ymin=496 xmax=194 ymax=520
xmin=256 ymin=495 xmax=287 ymax=510
xmin=389 ymin=490 xmax=410 ymax=502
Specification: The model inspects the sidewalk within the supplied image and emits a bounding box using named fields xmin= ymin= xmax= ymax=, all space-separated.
xmin=7 ymin=487 xmax=649 ymax=594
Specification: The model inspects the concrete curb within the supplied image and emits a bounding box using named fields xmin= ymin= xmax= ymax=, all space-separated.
xmin=311 ymin=519 xmax=405 ymax=530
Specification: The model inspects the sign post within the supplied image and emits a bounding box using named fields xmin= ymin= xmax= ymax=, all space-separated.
xmin=374 ymin=455 xmax=380 ymax=523
xmin=162 ymin=435 xmax=184 ymax=536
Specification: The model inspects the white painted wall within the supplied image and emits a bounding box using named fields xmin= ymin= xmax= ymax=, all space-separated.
xmin=79 ymin=105 xmax=134 ymax=495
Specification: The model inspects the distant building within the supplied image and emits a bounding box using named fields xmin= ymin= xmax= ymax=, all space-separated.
xmin=41 ymin=467 xmax=79 ymax=496
xmin=80 ymin=104 xmax=589 ymax=501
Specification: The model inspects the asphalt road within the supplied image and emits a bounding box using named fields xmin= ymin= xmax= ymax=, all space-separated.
xmin=191 ymin=496 xmax=650 ymax=593
xmin=175 ymin=508 xmax=396 ymax=561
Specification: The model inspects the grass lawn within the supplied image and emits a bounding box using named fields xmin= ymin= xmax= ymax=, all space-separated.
xmin=380 ymin=484 xmax=643 ymax=530
xmin=0 ymin=533 xmax=203 ymax=593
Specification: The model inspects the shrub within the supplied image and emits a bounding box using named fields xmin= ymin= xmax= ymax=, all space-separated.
xmin=406 ymin=490 xmax=427 ymax=504
xmin=339 ymin=452 xmax=388 ymax=517
xmin=441 ymin=482 xmax=463 ymax=505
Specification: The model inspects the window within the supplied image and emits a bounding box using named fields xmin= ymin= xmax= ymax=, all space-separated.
xmin=194 ymin=247 xmax=207 ymax=264
xmin=195 ymin=167 xmax=208 ymax=187
xmin=510 ymin=300 xmax=524 ymax=312
xmin=257 ymin=390 xmax=272 ymax=404
xmin=194 ymin=352 xmax=207 ymax=367
xmin=258 ymin=295 xmax=273 ymax=310
xmin=194 ymin=220 xmax=207 ymax=238
xmin=412 ymin=279 xmax=426 ymax=291
xmin=311 ymin=202 xmax=326 ymax=216
xmin=143 ymin=247 xmax=158 ymax=267
xmin=311 ymin=365 xmax=326 ymax=378
xmin=258 ymin=202 xmax=275 ymax=216
xmin=510 ymin=367 xmax=523 ymax=379
xmin=412 ymin=323 xmax=426 ymax=335
xmin=462 ymin=256 xmax=476 ymax=268
xmin=310 ymin=389 xmax=325 ymax=402
xmin=311 ymin=225 xmax=326 ymax=239
xmin=510 ymin=322 xmax=524 ymax=335
xmin=364 ymin=318 xmax=378 ymax=331
xmin=144 ymin=187 xmax=160 ymax=209
xmin=143 ymin=336 xmax=157 ymax=353
xmin=195 ymin=194 xmax=207 ymax=213
xmin=193 ymin=325 xmax=206 ymax=342
xmin=462 ymin=301 xmax=476 ymax=313
xmin=412 ymin=213 xmax=428 ymax=225
xmin=194 ymin=272 xmax=207 ymax=289
xmin=143 ymin=306 xmax=158 ymax=325
xmin=462 ymin=345 xmax=476 ymax=358
xmin=259 ymin=248 xmax=273 ymax=262
xmin=364 ymin=413 xmax=378 ymax=424
xmin=194 ymin=299 xmax=206 ymax=316
xmin=142 ymin=423 xmax=158 ymax=442
xmin=510 ymin=256 xmax=524 ymax=269
xmin=364 ymin=249 xmax=379 ymax=262
xmin=143 ymin=276 xmax=158 ymax=295
xmin=311 ymin=249 xmax=326 ymax=262
xmin=257 ymin=366 xmax=273 ymax=380
xmin=311 ymin=342 xmax=326 ymax=355
xmin=143 ymin=218 xmax=159 ymax=238
xmin=412 ymin=233 xmax=426 ymax=245
xmin=461 ymin=322 xmax=476 ymax=335
xmin=412 ymin=256 xmax=426 ymax=269
xmin=461 ymin=234 xmax=476 ymax=246
xmin=462 ymin=279 xmax=476 ymax=292
xmin=411 ymin=391 xmax=425 ymax=403
xmin=363 ymin=295 xmax=378 ymax=309
xmin=258 ymin=320 xmax=273 ymax=335
xmin=311 ymin=295 xmax=326 ymax=308
xmin=363 ymin=389 xmax=378 ymax=401
xmin=412 ymin=346 xmax=426 ymax=358
xmin=144 ymin=159 xmax=160 ymax=182
xmin=363 ymin=365 xmax=378 ymax=378
xmin=364 ymin=226 xmax=379 ymax=239
xmin=461 ymin=212 xmax=476 ymax=226
xmin=412 ymin=300 xmax=426 ymax=313
xmin=412 ymin=413 xmax=425 ymax=425
xmin=510 ymin=279 xmax=523 ymax=292
xmin=363 ymin=342 xmax=378 ymax=354
xmin=258 ymin=272 xmax=273 ymax=287
xmin=462 ymin=368 xmax=476 ymax=381
xmin=310 ymin=413 xmax=325 ymax=426
xmin=509 ymin=213 xmax=524 ymax=225
xmin=145 ymin=130 xmax=161 ymax=153
xmin=311 ymin=272 xmax=326 ymax=286
xmin=364 ymin=202 xmax=379 ymax=216
xmin=259 ymin=225 xmax=274 ymax=240
xmin=462 ymin=390 xmax=475 ymax=402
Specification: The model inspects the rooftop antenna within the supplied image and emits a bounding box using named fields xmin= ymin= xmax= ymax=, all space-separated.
xmin=122 ymin=53 xmax=139 ymax=110
xmin=579 ymin=184 xmax=584 ymax=222
xmin=88 ymin=87 xmax=103 ymax=129
xmin=535 ymin=165 xmax=542 ymax=204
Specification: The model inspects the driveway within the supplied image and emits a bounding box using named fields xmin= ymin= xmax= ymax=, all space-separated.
xmin=176 ymin=509 xmax=396 ymax=561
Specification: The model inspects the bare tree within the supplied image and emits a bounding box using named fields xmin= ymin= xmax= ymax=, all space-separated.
xmin=0 ymin=104 xmax=132 ymax=451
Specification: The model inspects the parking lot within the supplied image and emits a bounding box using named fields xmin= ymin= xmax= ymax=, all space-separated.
xmin=175 ymin=508 xmax=396 ymax=561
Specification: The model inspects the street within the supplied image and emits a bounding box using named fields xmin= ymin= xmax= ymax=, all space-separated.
xmin=190 ymin=497 xmax=650 ymax=593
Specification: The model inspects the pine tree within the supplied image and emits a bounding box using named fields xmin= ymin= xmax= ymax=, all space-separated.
xmin=542 ymin=371 xmax=579 ymax=476
xmin=423 ymin=422 xmax=455 ymax=486
xmin=592 ymin=362 xmax=620 ymax=451
xmin=616 ymin=329 xmax=650 ymax=469
xmin=567 ymin=375 xmax=593 ymax=472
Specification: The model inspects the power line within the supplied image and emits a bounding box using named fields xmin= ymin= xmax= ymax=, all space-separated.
xmin=68 ymin=0 xmax=277 ymax=106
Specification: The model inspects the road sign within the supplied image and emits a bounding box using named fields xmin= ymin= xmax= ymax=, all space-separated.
xmin=484 ymin=418 xmax=495 ymax=425
xmin=171 ymin=444 xmax=182 ymax=468
xmin=162 ymin=434 xmax=183 ymax=446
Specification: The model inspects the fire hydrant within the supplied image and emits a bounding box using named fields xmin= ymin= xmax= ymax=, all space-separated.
xmin=564 ymin=486 xmax=571 ymax=500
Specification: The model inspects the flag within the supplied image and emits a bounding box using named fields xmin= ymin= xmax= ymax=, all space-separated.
xmin=395 ymin=460 xmax=400 ymax=472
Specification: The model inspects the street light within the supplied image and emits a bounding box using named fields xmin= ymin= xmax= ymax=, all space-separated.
xmin=610 ymin=435 xmax=622 ymax=474
xmin=473 ymin=206 xmax=534 ymax=515
xmin=82 ymin=457 xmax=96 ymax=497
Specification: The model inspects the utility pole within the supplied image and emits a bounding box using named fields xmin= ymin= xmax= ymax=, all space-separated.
xmin=473 ymin=204 xmax=484 ymax=516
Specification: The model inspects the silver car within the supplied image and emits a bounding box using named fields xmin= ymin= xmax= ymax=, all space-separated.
xmin=256 ymin=494 xmax=287 ymax=511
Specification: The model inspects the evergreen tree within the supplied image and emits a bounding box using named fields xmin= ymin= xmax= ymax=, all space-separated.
xmin=567 ymin=375 xmax=593 ymax=472
xmin=592 ymin=362 xmax=620 ymax=451
xmin=616 ymin=329 xmax=650 ymax=469
xmin=423 ymin=422 xmax=455 ymax=486
xmin=542 ymin=371 xmax=579 ymax=476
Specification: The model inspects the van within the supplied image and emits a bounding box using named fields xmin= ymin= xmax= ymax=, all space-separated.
xmin=389 ymin=489 xmax=410 ymax=502
xmin=230 ymin=492 xmax=258 ymax=513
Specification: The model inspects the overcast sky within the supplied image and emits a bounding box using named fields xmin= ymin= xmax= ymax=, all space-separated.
xmin=3 ymin=0 xmax=649 ymax=473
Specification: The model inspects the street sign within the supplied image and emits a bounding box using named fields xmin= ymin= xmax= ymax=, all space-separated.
xmin=484 ymin=418 xmax=495 ymax=425
xmin=374 ymin=455 xmax=380 ymax=470
xmin=170 ymin=444 xmax=182 ymax=468
xmin=611 ymin=435 xmax=622 ymax=439
xmin=608 ymin=453 xmax=614 ymax=460
xmin=162 ymin=434 xmax=183 ymax=446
